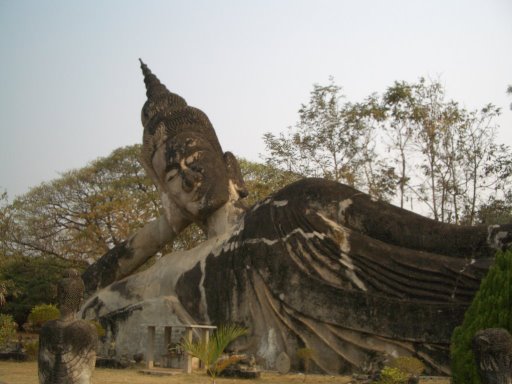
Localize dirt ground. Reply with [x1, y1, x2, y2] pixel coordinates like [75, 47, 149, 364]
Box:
[0, 361, 450, 384]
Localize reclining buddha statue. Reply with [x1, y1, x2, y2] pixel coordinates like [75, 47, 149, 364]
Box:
[80, 60, 512, 375]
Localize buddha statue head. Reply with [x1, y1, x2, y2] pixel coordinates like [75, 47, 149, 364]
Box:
[139, 60, 247, 231]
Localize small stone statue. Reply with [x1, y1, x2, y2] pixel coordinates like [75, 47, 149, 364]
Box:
[472, 328, 512, 384]
[39, 269, 98, 384]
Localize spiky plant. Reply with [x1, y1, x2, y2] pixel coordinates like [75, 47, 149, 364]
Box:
[180, 323, 247, 383]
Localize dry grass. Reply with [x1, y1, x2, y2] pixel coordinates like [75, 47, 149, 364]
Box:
[0, 361, 449, 384]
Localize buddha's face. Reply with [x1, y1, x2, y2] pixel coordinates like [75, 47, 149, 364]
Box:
[151, 132, 230, 223]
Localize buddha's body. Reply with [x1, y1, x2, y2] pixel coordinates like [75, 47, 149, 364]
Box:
[80, 62, 512, 374]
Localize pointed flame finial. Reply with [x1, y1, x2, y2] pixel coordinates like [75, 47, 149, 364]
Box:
[139, 58, 170, 100]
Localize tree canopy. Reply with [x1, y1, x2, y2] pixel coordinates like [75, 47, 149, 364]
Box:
[264, 77, 512, 224]
[1, 145, 160, 266]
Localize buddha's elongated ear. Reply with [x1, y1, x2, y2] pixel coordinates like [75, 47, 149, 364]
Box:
[224, 152, 248, 199]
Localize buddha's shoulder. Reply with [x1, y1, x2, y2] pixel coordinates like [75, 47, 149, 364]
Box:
[248, 178, 363, 214]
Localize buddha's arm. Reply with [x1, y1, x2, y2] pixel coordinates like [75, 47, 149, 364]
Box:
[82, 213, 190, 296]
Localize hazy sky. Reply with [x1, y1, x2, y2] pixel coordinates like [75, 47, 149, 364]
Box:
[1, 0, 511, 199]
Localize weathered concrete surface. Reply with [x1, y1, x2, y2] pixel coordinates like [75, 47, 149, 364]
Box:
[82, 215, 181, 296]
[81, 178, 509, 374]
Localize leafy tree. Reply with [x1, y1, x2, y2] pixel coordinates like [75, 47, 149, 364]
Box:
[382, 78, 510, 224]
[264, 79, 364, 185]
[0, 280, 18, 308]
[264, 77, 510, 220]
[180, 323, 247, 383]
[475, 192, 512, 225]
[0, 256, 74, 327]
[0, 190, 9, 253]
[457, 105, 505, 224]
[239, 158, 301, 207]
[345, 96, 397, 201]
[0, 314, 17, 347]
[450, 250, 512, 384]
[263, 78, 395, 201]
[408, 78, 454, 221]
[3, 145, 160, 264]
[383, 81, 421, 208]
[0, 283, 6, 308]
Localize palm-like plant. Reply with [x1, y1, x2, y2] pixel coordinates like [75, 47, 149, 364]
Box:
[180, 323, 247, 383]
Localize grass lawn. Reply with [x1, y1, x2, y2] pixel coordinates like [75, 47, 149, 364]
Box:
[0, 361, 450, 384]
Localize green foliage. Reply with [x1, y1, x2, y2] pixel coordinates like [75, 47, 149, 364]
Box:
[377, 366, 410, 384]
[89, 319, 106, 338]
[27, 304, 59, 330]
[0, 256, 75, 327]
[263, 78, 396, 202]
[450, 250, 512, 384]
[239, 158, 302, 207]
[264, 77, 511, 221]
[24, 339, 39, 361]
[0, 314, 17, 347]
[180, 324, 247, 383]
[475, 192, 512, 225]
[0, 279, 18, 307]
[387, 356, 424, 376]
[2, 145, 160, 264]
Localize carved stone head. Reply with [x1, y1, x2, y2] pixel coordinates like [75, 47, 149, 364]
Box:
[139, 60, 247, 224]
[57, 268, 85, 320]
[472, 328, 512, 384]
[39, 269, 97, 384]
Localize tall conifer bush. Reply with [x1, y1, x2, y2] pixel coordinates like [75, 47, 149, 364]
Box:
[450, 250, 512, 384]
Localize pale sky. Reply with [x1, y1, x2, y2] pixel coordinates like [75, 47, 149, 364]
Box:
[1, 0, 511, 199]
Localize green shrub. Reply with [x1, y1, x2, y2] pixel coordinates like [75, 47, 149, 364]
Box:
[0, 256, 78, 327]
[378, 366, 409, 384]
[0, 314, 17, 347]
[387, 356, 424, 376]
[24, 339, 39, 361]
[89, 319, 106, 338]
[27, 304, 59, 330]
[450, 250, 512, 384]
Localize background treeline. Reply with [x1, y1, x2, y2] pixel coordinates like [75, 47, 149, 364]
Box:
[1, 77, 511, 327]
[265, 77, 512, 224]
